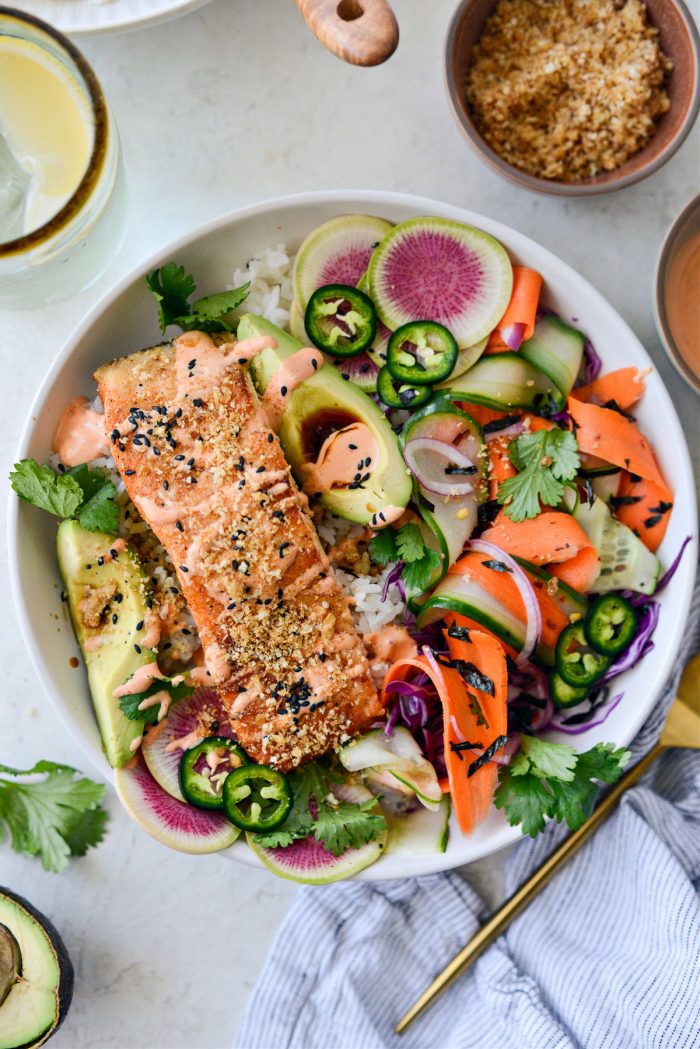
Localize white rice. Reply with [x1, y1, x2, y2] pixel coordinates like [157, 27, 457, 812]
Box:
[229, 243, 294, 330]
[67, 243, 404, 673]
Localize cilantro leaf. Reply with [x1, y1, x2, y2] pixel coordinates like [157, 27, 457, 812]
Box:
[252, 808, 314, 849]
[497, 429, 580, 522]
[395, 523, 425, 563]
[494, 738, 630, 838]
[253, 761, 385, 856]
[10, 460, 120, 534]
[187, 286, 251, 332]
[146, 263, 250, 334]
[368, 529, 398, 567]
[550, 744, 631, 831]
[0, 761, 107, 873]
[401, 547, 441, 592]
[10, 460, 82, 519]
[146, 263, 196, 333]
[118, 678, 193, 725]
[67, 466, 119, 534]
[313, 796, 386, 857]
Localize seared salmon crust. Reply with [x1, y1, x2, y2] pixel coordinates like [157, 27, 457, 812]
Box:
[96, 330, 382, 770]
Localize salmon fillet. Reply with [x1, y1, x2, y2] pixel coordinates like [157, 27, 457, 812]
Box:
[95, 330, 381, 770]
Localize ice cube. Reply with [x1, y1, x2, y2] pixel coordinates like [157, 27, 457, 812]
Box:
[0, 133, 31, 243]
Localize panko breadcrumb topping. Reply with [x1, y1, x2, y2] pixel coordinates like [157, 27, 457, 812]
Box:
[465, 0, 672, 182]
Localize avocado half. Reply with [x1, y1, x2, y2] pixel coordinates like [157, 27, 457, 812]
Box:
[0, 888, 73, 1049]
[57, 520, 155, 768]
[239, 314, 411, 524]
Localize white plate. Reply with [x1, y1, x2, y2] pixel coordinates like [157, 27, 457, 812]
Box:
[12, 0, 214, 37]
[8, 191, 697, 880]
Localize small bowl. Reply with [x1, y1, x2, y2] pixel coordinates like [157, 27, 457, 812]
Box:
[655, 192, 700, 393]
[445, 0, 700, 196]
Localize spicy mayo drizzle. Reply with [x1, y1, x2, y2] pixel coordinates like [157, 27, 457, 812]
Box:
[52, 397, 110, 466]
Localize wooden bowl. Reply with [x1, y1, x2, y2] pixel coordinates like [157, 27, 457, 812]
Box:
[445, 0, 700, 195]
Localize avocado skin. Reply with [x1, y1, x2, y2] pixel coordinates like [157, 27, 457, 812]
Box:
[0, 888, 73, 1049]
[238, 314, 411, 524]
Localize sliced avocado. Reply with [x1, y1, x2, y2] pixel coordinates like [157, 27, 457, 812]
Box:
[238, 314, 411, 524]
[0, 887, 74, 1049]
[57, 520, 154, 768]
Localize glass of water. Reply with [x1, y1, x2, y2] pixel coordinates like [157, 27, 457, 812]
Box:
[0, 7, 126, 308]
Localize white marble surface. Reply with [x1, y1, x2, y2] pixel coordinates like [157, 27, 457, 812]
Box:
[1, 1, 698, 1045]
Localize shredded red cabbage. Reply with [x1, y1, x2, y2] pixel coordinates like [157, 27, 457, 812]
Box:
[656, 535, 693, 593]
[579, 336, 602, 385]
[381, 562, 404, 603]
[600, 600, 660, 683]
[383, 673, 446, 778]
[545, 689, 624, 735]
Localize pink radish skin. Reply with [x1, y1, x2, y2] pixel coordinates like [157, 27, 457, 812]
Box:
[114, 758, 239, 854]
[141, 687, 235, 801]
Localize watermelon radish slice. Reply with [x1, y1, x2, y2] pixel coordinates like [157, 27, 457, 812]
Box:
[448, 334, 489, 381]
[141, 687, 235, 801]
[331, 351, 380, 392]
[247, 781, 386, 883]
[366, 319, 392, 369]
[114, 758, 239, 854]
[288, 299, 309, 344]
[368, 217, 513, 348]
[293, 214, 393, 311]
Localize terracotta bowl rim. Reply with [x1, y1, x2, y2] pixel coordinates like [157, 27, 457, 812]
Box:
[654, 190, 700, 393]
[444, 0, 700, 197]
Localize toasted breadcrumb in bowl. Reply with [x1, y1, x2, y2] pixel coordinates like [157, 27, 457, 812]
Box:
[446, 0, 700, 196]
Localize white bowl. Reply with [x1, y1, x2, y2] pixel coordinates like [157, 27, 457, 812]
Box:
[9, 191, 697, 880]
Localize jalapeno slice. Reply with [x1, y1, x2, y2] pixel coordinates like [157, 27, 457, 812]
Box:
[386, 322, 458, 386]
[222, 764, 293, 832]
[305, 283, 377, 357]
[584, 594, 638, 657]
[377, 365, 433, 410]
[179, 736, 248, 810]
[555, 621, 610, 689]
[549, 670, 590, 709]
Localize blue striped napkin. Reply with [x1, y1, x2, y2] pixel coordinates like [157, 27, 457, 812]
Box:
[235, 573, 700, 1049]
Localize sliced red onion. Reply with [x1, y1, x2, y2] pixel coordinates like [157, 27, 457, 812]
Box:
[467, 539, 542, 666]
[500, 321, 526, 351]
[449, 714, 467, 742]
[403, 437, 475, 498]
[484, 421, 524, 441]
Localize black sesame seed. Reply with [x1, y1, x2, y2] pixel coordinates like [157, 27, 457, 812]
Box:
[176, 520, 184, 532]
[136, 620, 144, 631]
[267, 433, 274, 443]
[110, 549, 118, 558]
[182, 628, 191, 635]
[115, 593, 123, 603]
[188, 359, 196, 370]
[153, 447, 161, 456]
[348, 443, 357, 450]
[238, 358, 247, 365]
[163, 642, 172, 651]
[193, 398, 204, 408]
[311, 359, 318, 370]
[176, 408, 183, 418]
[179, 565, 189, 572]
[97, 557, 104, 567]
[364, 457, 372, 467]
[174, 454, 185, 461]
[112, 613, 118, 624]
[57, 463, 65, 473]
[256, 466, 265, 473]
[187, 458, 194, 467]
[163, 479, 169, 490]
[280, 385, 288, 397]
[279, 542, 291, 557]
[125, 469, 135, 476]
[170, 586, 179, 594]
[227, 602, 236, 610]
[319, 653, 326, 663]
[134, 644, 142, 654]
